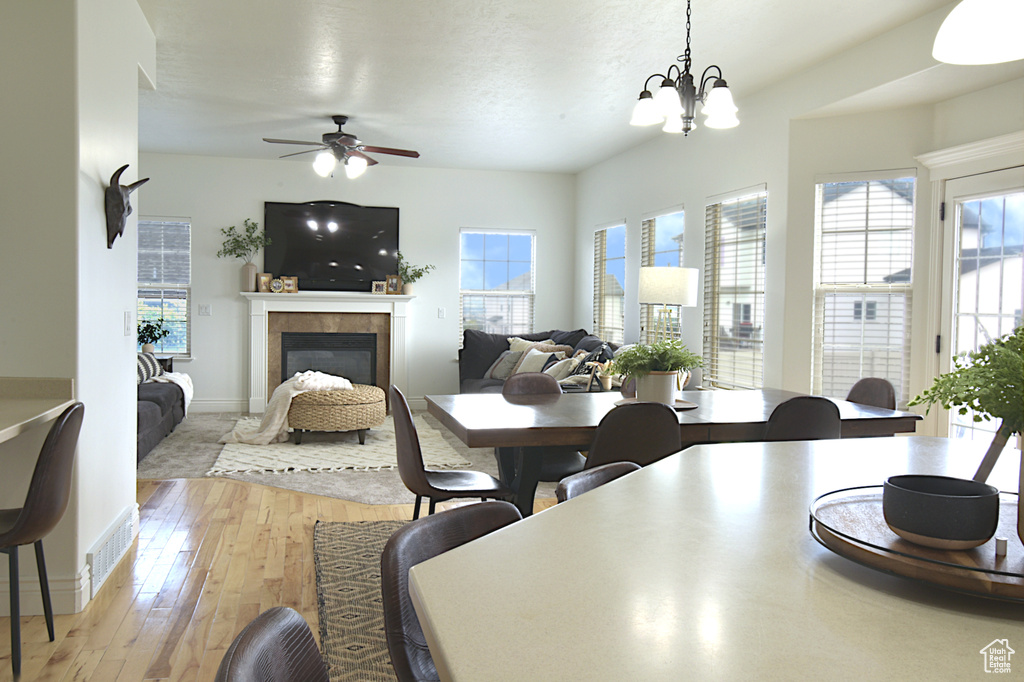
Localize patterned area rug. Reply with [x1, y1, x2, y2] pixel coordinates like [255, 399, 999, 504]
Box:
[315, 520, 405, 682]
[207, 414, 472, 475]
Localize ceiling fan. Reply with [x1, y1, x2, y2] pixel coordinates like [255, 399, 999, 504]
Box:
[263, 115, 420, 178]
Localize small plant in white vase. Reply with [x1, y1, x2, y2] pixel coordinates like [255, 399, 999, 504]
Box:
[138, 318, 170, 353]
[217, 218, 271, 292]
[613, 339, 703, 404]
[396, 251, 435, 294]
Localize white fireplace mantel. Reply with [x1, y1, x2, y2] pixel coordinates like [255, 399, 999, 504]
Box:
[243, 291, 412, 412]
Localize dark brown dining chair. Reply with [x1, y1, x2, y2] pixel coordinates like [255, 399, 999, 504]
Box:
[762, 396, 841, 441]
[619, 375, 636, 398]
[584, 401, 682, 469]
[381, 500, 522, 682]
[0, 402, 84, 677]
[556, 461, 641, 502]
[498, 372, 587, 482]
[846, 377, 896, 410]
[390, 385, 512, 519]
[215, 606, 329, 682]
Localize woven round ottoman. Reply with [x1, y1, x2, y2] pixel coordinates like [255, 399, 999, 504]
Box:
[288, 384, 386, 445]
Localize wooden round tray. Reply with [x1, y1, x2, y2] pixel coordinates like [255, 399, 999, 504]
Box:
[809, 486, 1024, 602]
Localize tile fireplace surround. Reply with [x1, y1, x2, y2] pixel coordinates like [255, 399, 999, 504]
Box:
[242, 292, 412, 413]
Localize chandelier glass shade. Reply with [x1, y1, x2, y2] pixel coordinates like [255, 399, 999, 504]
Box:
[932, 0, 1024, 65]
[630, 0, 738, 135]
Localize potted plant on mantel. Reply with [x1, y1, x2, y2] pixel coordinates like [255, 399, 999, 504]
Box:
[138, 317, 171, 353]
[217, 218, 271, 292]
[396, 251, 435, 295]
[908, 325, 1023, 543]
[612, 339, 703, 404]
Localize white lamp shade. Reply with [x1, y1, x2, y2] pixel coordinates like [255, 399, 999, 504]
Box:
[654, 82, 683, 117]
[933, 0, 1024, 65]
[630, 93, 664, 126]
[662, 115, 686, 134]
[702, 85, 739, 129]
[345, 155, 368, 179]
[638, 266, 699, 307]
[313, 150, 337, 177]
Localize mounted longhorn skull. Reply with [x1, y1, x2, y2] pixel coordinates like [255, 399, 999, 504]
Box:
[105, 164, 149, 248]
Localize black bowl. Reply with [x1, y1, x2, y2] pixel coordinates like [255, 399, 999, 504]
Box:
[882, 475, 1000, 550]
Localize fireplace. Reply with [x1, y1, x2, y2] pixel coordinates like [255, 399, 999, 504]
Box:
[281, 332, 377, 386]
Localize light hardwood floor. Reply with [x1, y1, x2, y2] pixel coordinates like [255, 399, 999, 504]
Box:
[0, 478, 555, 681]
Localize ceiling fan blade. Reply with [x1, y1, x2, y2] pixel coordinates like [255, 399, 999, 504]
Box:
[361, 145, 420, 159]
[348, 150, 379, 166]
[279, 147, 325, 159]
[263, 137, 323, 146]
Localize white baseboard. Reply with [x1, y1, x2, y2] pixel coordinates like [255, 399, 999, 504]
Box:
[407, 396, 427, 411]
[0, 556, 92, 617]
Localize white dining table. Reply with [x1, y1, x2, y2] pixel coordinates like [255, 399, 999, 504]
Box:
[408, 436, 1023, 681]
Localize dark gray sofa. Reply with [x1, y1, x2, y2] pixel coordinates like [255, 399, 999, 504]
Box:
[458, 328, 614, 393]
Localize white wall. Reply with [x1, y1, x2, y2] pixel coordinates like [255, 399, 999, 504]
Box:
[573, 5, 1024, 398]
[137, 154, 576, 407]
[0, 0, 155, 614]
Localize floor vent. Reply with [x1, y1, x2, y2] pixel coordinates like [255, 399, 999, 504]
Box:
[86, 511, 135, 598]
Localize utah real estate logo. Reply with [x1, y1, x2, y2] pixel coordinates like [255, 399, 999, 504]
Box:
[980, 639, 1014, 674]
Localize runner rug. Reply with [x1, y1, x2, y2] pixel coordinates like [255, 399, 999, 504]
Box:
[314, 520, 405, 682]
[206, 414, 471, 475]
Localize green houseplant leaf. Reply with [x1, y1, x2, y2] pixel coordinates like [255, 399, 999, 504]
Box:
[137, 318, 171, 346]
[217, 218, 271, 263]
[611, 339, 703, 379]
[396, 251, 435, 284]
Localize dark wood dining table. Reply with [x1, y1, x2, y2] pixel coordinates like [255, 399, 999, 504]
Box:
[425, 388, 921, 516]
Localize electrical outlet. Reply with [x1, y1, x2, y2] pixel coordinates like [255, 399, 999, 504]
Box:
[437, 307, 446, 319]
[198, 304, 212, 316]
[124, 311, 132, 336]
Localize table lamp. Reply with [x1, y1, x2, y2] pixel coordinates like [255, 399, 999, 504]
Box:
[638, 266, 699, 342]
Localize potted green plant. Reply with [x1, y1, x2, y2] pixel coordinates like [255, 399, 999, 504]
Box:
[612, 339, 703, 404]
[217, 218, 271, 292]
[396, 251, 435, 294]
[138, 317, 171, 353]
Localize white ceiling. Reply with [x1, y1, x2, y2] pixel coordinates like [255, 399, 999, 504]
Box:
[136, 0, 1012, 174]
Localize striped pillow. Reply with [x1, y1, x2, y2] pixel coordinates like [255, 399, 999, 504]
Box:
[137, 352, 163, 384]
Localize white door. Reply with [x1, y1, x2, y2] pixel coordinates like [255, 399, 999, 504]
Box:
[937, 166, 1023, 451]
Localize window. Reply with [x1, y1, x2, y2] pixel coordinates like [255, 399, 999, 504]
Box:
[459, 230, 535, 340]
[593, 224, 625, 344]
[137, 219, 191, 356]
[702, 189, 767, 389]
[812, 176, 914, 405]
[640, 209, 685, 343]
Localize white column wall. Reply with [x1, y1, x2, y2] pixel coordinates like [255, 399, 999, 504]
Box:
[137, 154, 576, 407]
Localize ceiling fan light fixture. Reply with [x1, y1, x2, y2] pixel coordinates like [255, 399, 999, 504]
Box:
[313, 150, 337, 177]
[932, 0, 1024, 65]
[630, 91, 663, 126]
[345, 155, 368, 179]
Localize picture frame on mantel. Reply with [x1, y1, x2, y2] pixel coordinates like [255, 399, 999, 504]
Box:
[386, 275, 401, 294]
[281, 276, 298, 293]
[257, 273, 272, 293]
[372, 281, 387, 294]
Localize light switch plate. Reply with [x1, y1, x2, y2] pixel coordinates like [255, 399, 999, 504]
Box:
[198, 304, 212, 316]
[124, 311, 132, 336]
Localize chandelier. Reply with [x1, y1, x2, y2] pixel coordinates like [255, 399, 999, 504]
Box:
[630, 0, 738, 135]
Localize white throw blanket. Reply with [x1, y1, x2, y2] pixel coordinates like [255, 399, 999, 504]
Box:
[219, 371, 353, 445]
[150, 372, 194, 416]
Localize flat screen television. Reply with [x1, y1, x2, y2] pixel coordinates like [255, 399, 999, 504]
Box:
[263, 200, 399, 292]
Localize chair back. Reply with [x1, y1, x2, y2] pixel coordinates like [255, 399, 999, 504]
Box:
[381, 501, 522, 682]
[389, 385, 433, 497]
[502, 372, 562, 396]
[585, 402, 682, 469]
[556, 461, 640, 502]
[215, 606, 329, 682]
[846, 378, 896, 410]
[763, 396, 841, 441]
[0, 402, 84, 548]
[619, 375, 636, 398]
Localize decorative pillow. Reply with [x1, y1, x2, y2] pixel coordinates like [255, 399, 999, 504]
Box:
[137, 352, 163, 385]
[544, 356, 579, 381]
[515, 348, 558, 375]
[568, 344, 612, 376]
[549, 329, 590, 348]
[573, 334, 607, 354]
[487, 350, 524, 380]
[508, 336, 553, 353]
[510, 343, 574, 374]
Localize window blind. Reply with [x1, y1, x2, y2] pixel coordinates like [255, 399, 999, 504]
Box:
[702, 192, 766, 389]
[459, 230, 535, 344]
[812, 178, 914, 406]
[137, 220, 191, 356]
[593, 225, 625, 345]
